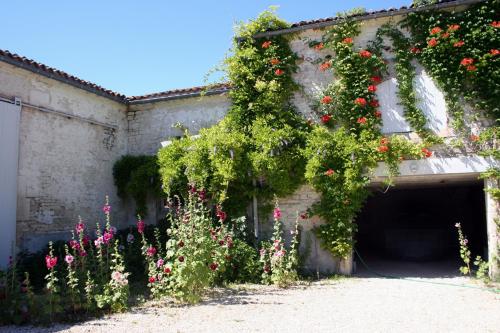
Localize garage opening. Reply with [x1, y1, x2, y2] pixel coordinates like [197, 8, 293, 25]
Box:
[354, 180, 487, 278]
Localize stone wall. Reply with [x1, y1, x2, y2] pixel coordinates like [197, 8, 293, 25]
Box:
[127, 94, 230, 156]
[0, 62, 128, 252]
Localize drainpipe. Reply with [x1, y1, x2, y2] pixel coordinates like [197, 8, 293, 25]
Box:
[252, 179, 259, 241]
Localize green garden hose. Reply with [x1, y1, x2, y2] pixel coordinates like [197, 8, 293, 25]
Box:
[353, 248, 500, 293]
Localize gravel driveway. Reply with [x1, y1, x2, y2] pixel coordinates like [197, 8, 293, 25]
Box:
[1, 276, 499, 333]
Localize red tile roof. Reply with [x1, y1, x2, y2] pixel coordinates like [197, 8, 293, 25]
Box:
[128, 83, 231, 103]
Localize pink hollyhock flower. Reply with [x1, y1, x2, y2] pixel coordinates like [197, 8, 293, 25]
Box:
[45, 255, 57, 269]
[79, 249, 87, 257]
[216, 207, 227, 221]
[273, 207, 281, 219]
[75, 223, 85, 234]
[137, 220, 145, 234]
[156, 258, 164, 268]
[94, 236, 104, 248]
[102, 204, 111, 214]
[65, 255, 74, 265]
[146, 247, 157, 257]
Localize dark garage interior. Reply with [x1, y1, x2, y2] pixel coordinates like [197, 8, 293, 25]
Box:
[354, 181, 488, 277]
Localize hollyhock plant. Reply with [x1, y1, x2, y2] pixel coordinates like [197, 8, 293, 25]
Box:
[455, 222, 472, 276]
[147, 247, 157, 257]
[75, 222, 85, 234]
[45, 255, 58, 270]
[65, 255, 74, 265]
[273, 207, 281, 219]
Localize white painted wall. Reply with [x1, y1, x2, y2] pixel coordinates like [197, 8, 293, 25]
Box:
[0, 100, 21, 268]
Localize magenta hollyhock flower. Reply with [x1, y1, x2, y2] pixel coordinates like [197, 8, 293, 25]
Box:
[82, 235, 90, 246]
[103, 231, 113, 244]
[45, 255, 57, 269]
[149, 276, 156, 283]
[137, 220, 145, 234]
[216, 208, 227, 221]
[273, 207, 281, 219]
[78, 249, 87, 257]
[75, 223, 85, 234]
[69, 239, 80, 250]
[147, 247, 157, 257]
[65, 254, 74, 265]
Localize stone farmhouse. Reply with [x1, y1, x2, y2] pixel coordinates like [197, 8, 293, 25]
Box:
[0, 0, 498, 279]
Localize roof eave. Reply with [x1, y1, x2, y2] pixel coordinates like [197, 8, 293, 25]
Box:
[253, 0, 483, 39]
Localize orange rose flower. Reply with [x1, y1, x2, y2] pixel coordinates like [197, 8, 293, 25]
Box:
[321, 96, 333, 104]
[270, 58, 280, 65]
[357, 117, 367, 124]
[274, 69, 284, 76]
[343, 37, 353, 44]
[262, 41, 272, 49]
[453, 41, 464, 47]
[319, 62, 331, 71]
[447, 24, 460, 32]
[427, 38, 438, 47]
[430, 27, 442, 35]
[314, 42, 324, 50]
[359, 50, 372, 58]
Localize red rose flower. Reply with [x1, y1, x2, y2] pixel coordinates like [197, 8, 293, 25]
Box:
[374, 110, 382, 118]
[342, 37, 353, 44]
[492, 21, 500, 28]
[274, 69, 284, 76]
[357, 117, 367, 124]
[321, 114, 332, 124]
[460, 58, 474, 66]
[410, 47, 421, 54]
[368, 85, 377, 93]
[427, 38, 438, 47]
[209, 262, 218, 271]
[321, 95, 332, 104]
[378, 145, 389, 153]
[430, 27, 442, 35]
[319, 62, 331, 71]
[270, 58, 280, 65]
[314, 42, 324, 51]
[422, 148, 432, 158]
[149, 276, 156, 283]
[466, 65, 477, 72]
[354, 97, 367, 106]
[490, 49, 500, 56]
[178, 256, 185, 262]
[359, 50, 372, 58]
[324, 169, 335, 176]
[441, 32, 450, 39]
[370, 99, 380, 108]
[262, 41, 272, 49]
[453, 41, 464, 47]
[371, 76, 382, 84]
[447, 24, 460, 32]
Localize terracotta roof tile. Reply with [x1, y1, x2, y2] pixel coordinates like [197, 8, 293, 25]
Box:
[127, 83, 231, 103]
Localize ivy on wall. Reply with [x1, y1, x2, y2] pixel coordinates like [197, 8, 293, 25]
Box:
[112, 155, 162, 217]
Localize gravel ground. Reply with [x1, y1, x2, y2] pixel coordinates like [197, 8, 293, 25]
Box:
[1, 276, 499, 333]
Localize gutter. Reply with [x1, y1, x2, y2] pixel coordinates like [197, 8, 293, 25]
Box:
[253, 0, 484, 39]
[127, 87, 231, 105]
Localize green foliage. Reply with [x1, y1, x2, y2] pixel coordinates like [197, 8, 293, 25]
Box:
[403, 0, 500, 134]
[113, 155, 162, 216]
[370, 24, 440, 144]
[455, 223, 472, 276]
[158, 8, 309, 217]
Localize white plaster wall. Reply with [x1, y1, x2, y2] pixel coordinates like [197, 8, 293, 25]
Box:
[0, 62, 128, 252]
[127, 94, 230, 156]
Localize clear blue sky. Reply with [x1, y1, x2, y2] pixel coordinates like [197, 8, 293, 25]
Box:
[2, 0, 410, 96]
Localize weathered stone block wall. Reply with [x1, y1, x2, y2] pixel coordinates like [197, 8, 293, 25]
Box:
[0, 62, 128, 252]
